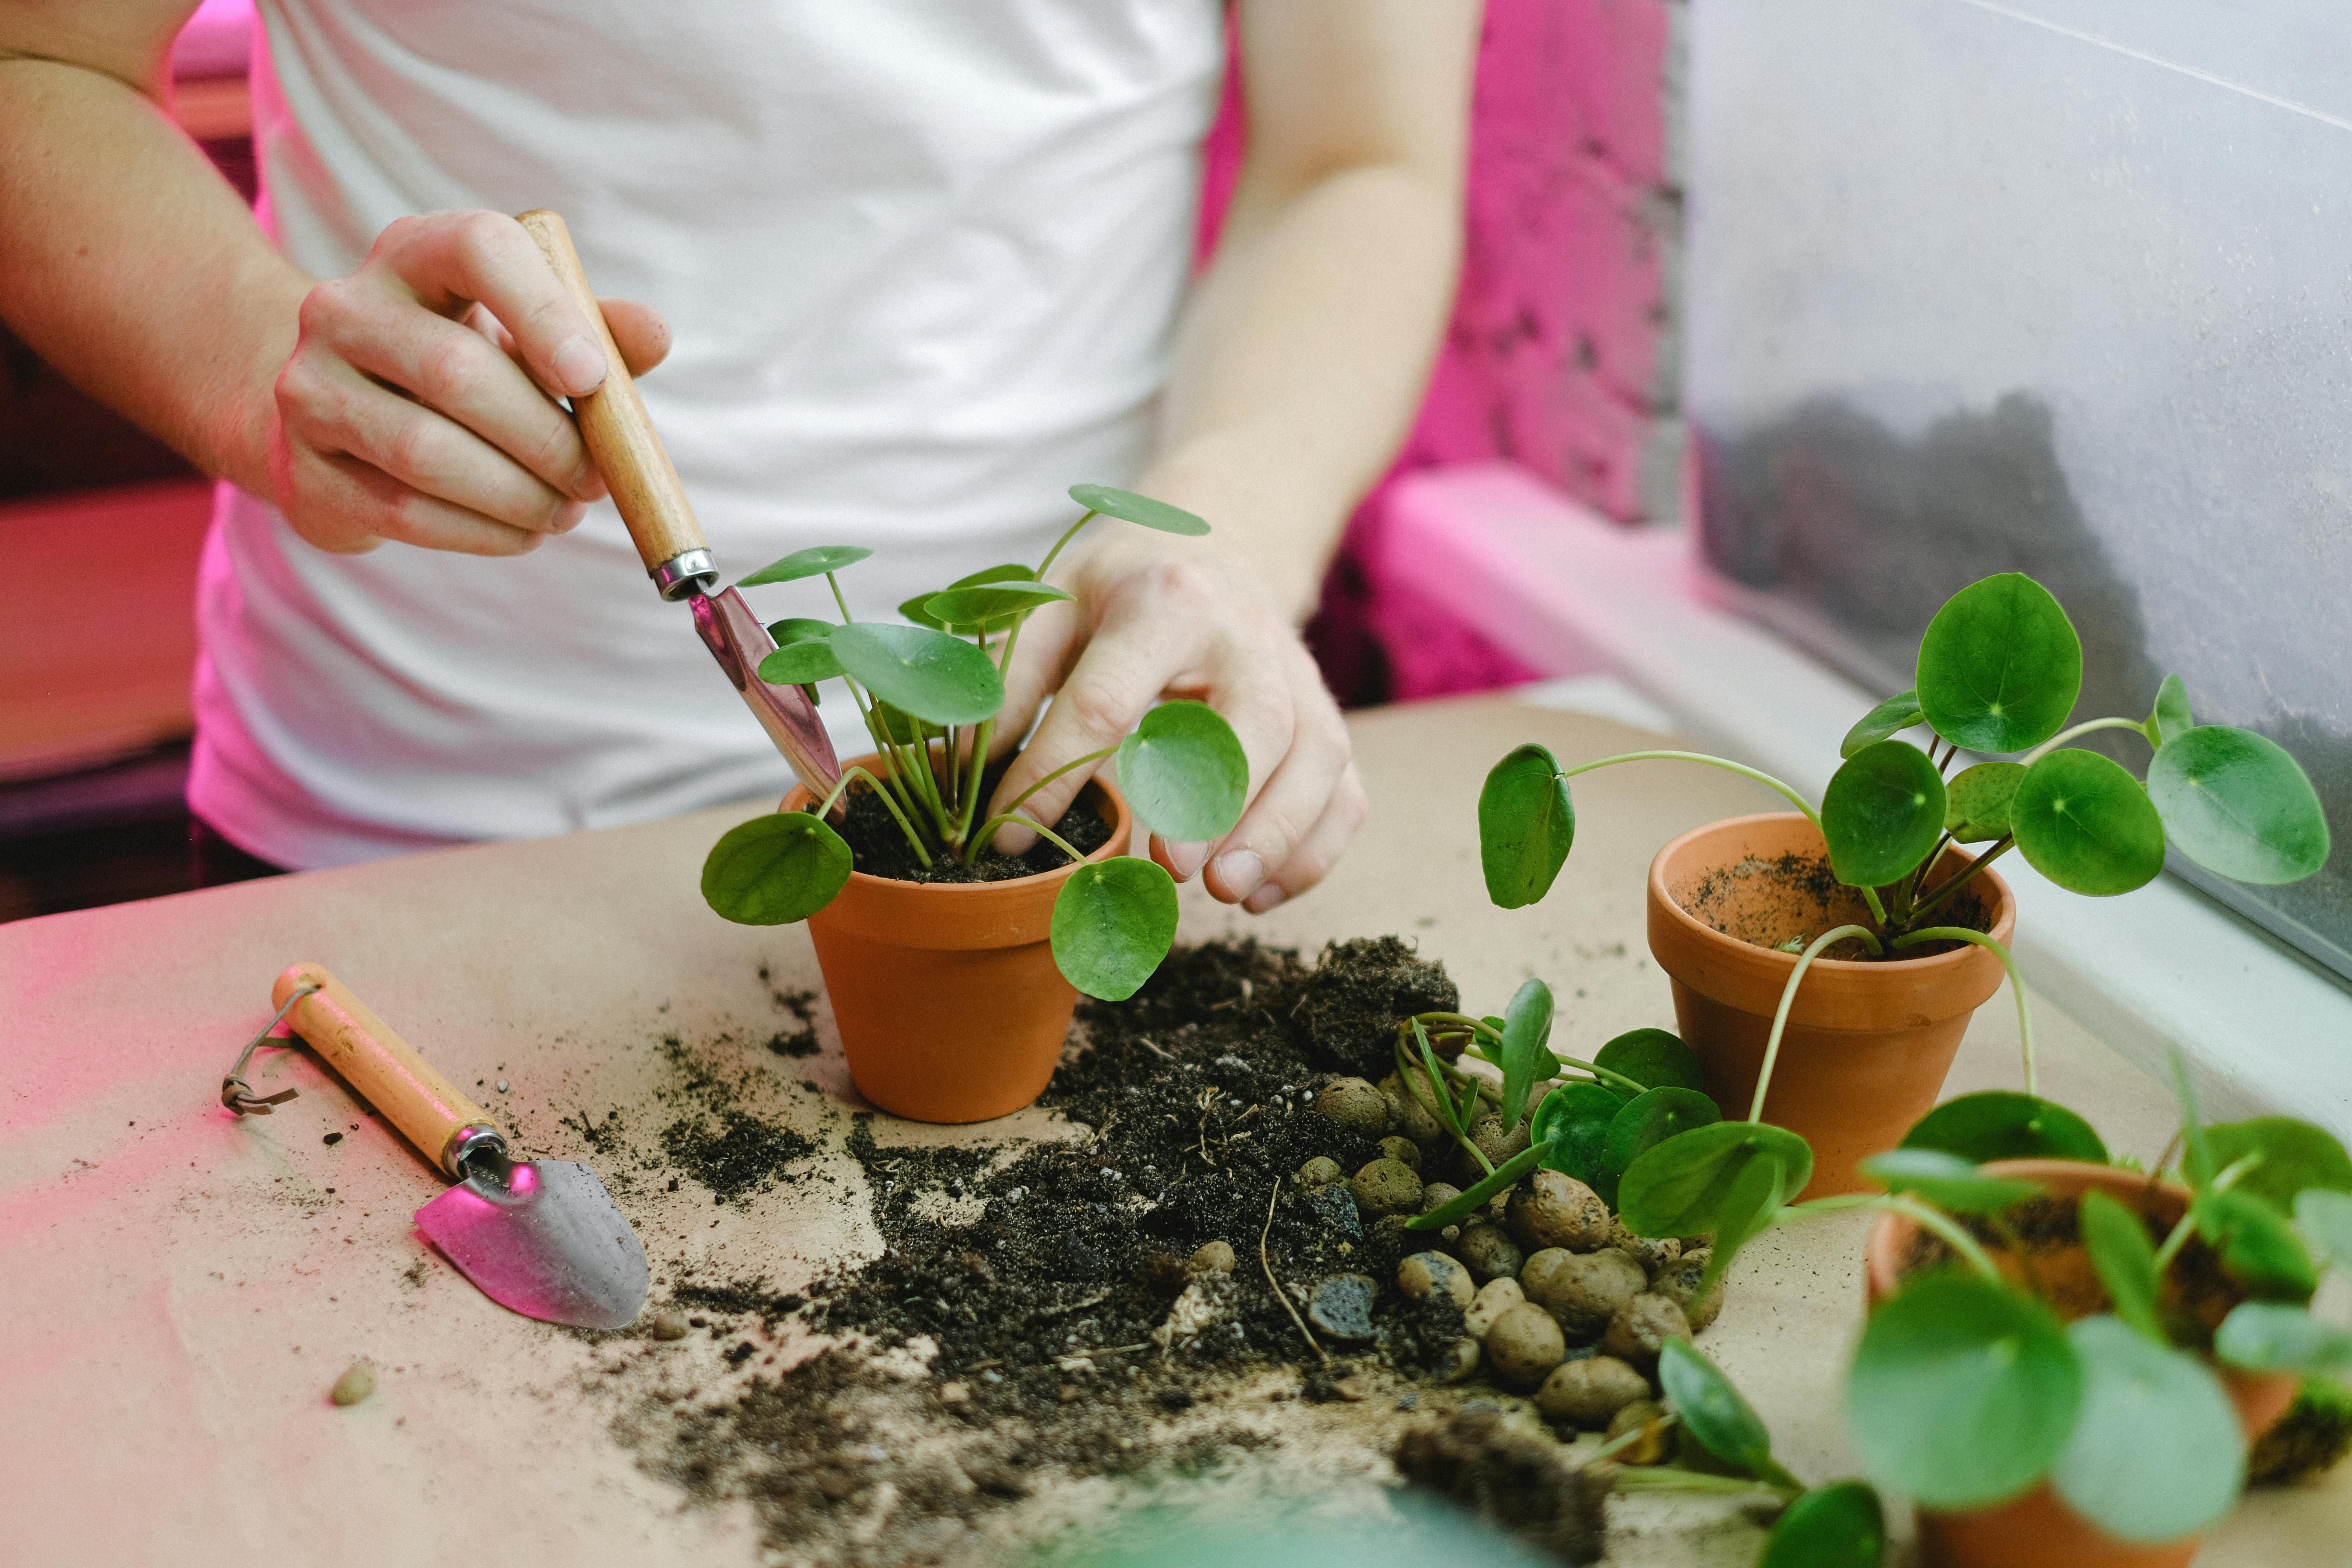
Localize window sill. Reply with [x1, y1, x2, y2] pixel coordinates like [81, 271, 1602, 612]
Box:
[1381, 461, 2352, 1138]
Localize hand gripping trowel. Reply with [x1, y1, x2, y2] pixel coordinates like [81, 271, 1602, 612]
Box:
[231, 963, 651, 1330]
[515, 208, 842, 802]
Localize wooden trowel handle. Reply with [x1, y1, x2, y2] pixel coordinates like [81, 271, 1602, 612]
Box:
[274, 963, 502, 1179]
[514, 208, 714, 599]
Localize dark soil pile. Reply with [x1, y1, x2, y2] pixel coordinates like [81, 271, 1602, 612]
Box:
[596, 937, 1602, 1565]
[833, 758, 1112, 885]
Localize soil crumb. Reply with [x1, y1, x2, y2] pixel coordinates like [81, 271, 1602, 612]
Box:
[834, 756, 1112, 885]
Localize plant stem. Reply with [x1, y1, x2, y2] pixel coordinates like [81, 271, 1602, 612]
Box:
[1752, 924, 1884, 1121]
[1793, 1192, 2005, 1283]
[825, 570, 854, 624]
[1406, 1021, 1495, 1177]
[1892, 925, 2034, 1096]
[1905, 838, 2013, 927]
[2151, 1210, 2198, 1277]
[1035, 508, 1100, 581]
[1556, 751, 1822, 832]
[816, 765, 933, 868]
[1550, 1053, 1652, 1099]
[2019, 715, 2151, 767]
[965, 744, 1119, 864]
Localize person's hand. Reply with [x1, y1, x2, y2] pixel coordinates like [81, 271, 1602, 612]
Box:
[268, 211, 670, 555]
[985, 530, 1367, 913]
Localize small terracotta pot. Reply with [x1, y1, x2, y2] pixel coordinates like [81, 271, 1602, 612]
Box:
[1864, 1160, 2300, 1568]
[1647, 813, 2016, 1197]
[781, 754, 1130, 1124]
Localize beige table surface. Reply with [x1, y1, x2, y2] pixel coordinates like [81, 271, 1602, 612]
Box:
[5, 694, 2346, 1565]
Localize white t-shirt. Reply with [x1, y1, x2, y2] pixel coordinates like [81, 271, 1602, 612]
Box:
[191, 0, 1223, 868]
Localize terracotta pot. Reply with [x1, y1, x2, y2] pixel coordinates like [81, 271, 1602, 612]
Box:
[1865, 1159, 2300, 1568]
[781, 754, 1130, 1124]
[1646, 813, 2016, 1197]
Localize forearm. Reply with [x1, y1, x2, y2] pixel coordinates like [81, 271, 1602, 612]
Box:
[0, 55, 307, 493]
[1120, 158, 1461, 622]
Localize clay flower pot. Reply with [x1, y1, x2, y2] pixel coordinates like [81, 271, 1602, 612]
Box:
[1647, 813, 2016, 1197]
[1864, 1159, 2300, 1568]
[781, 756, 1131, 1124]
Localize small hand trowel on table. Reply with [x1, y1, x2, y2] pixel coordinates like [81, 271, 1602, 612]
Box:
[514, 208, 842, 803]
[230, 962, 649, 1331]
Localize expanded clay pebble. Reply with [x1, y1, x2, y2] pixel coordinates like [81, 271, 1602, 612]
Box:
[1467, 1114, 1531, 1171]
[1483, 1302, 1566, 1390]
[1378, 1136, 1423, 1171]
[1419, 1181, 1463, 1216]
[1605, 1400, 1675, 1464]
[1464, 1277, 1524, 1340]
[1315, 1077, 1392, 1137]
[1189, 1240, 1236, 1275]
[1297, 1156, 1344, 1189]
[1374, 1073, 1446, 1150]
[648, 1310, 692, 1341]
[1455, 1221, 1524, 1284]
[1600, 1293, 1692, 1370]
[1349, 1158, 1423, 1217]
[1507, 1171, 1611, 1253]
[1607, 1217, 1682, 1276]
[1525, 1248, 1647, 1340]
[329, 1360, 376, 1406]
[1397, 1251, 1475, 1310]
[1535, 1355, 1650, 1427]
[1653, 1251, 1725, 1330]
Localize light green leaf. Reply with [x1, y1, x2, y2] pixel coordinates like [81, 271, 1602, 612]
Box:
[1842, 690, 1926, 760]
[2148, 725, 2330, 885]
[2205, 1118, 2352, 1214]
[1915, 573, 2083, 753]
[2146, 673, 2194, 749]
[1478, 744, 1573, 909]
[1945, 761, 2027, 844]
[1593, 1027, 1706, 1099]
[2011, 747, 2167, 896]
[950, 563, 1037, 588]
[1700, 1152, 1788, 1296]
[766, 617, 836, 646]
[1601, 1088, 1721, 1211]
[1847, 1270, 2081, 1508]
[737, 545, 873, 587]
[2214, 1302, 2352, 1378]
[758, 639, 843, 684]
[828, 621, 1004, 727]
[2078, 1189, 2164, 1342]
[1115, 700, 1248, 843]
[1529, 1081, 1622, 1190]
[1821, 741, 1948, 888]
[1658, 1339, 1775, 1477]
[2194, 1186, 2319, 1302]
[1761, 1483, 1885, 1568]
[1858, 1148, 2042, 1214]
[1050, 857, 1178, 1001]
[1497, 978, 1554, 1131]
[700, 812, 851, 925]
[2296, 1188, 2352, 1271]
[923, 580, 1074, 629]
[1066, 484, 1210, 536]
[1617, 1121, 1814, 1238]
[2050, 1316, 2244, 1544]
[1902, 1091, 2109, 1164]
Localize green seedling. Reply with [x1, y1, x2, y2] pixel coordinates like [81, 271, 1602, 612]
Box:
[1475, 572, 2329, 1052]
[698, 485, 1245, 1000]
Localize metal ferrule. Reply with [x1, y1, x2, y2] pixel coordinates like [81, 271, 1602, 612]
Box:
[649, 548, 719, 602]
[440, 1121, 508, 1181]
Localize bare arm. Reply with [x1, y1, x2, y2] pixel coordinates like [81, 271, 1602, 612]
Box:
[0, 3, 666, 554]
[989, 0, 1480, 911]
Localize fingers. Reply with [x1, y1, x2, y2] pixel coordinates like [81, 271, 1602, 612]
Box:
[373, 211, 609, 398]
[1203, 655, 1358, 907]
[1231, 765, 1370, 913]
[282, 444, 558, 557]
[599, 297, 672, 377]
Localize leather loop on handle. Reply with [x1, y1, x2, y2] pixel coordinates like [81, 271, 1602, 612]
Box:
[274, 963, 501, 1179]
[514, 208, 709, 588]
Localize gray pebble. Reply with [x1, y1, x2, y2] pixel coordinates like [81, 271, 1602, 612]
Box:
[1306, 1275, 1380, 1342]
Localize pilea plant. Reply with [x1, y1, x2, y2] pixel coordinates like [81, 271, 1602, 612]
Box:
[1478, 572, 2331, 963]
[697, 484, 1248, 1000]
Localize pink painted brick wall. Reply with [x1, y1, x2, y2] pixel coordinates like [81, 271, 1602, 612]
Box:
[1204, 0, 1684, 704]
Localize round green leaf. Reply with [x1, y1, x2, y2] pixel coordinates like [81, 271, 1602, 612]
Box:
[1593, 1027, 1706, 1098]
[2050, 1316, 2243, 1544]
[1822, 741, 1948, 888]
[1945, 761, 2026, 844]
[2147, 725, 2330, 885]
[700, 812, 851, 925]
[949, 563, 1036, 588]
[1067, 484, 1210, 536]
[2296, 1188, 2352, 1271]
[2078, 1189, 2164, 1343]
[758, 639, 843, 684]
[923, 580, 1074, 630]
[1915, 573, 2083, 752]
[1531, 1082, 1622, 1189]
[1858, 1148, 2042, 1214]
[2011, 747, 2167, 896]
[1114, 700, 1248, 843]
[2205, 1118, 2352, 1213]
[2214, 1302, 2352, 1378]
[1842, 689, 1925, 760]
[1701, 1153, 1790, 1294]
[2193, 1186, 2318, 1302]
[1847, 1270, 2081, 1508]
[2146, 673, 2194, 749]
[1901, 1091, 2109, 1164]
[1617, 1121, 1814, 1238]
[737, 545, 873, 587]
[1050, 857, 1177, 1001]
[1478, 744, 1573, 909]
[1658, 1339, 1775, 1476]
[766, 617, 837, 647]
[1603, 1089, 1723, 1186]
[828, 621, 1004, 727]
[1761, 1482, 1886, 1568]
[897, 594, 949, 631]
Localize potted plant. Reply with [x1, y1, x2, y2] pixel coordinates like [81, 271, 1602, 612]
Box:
[697, 484, 1249, 1122]
[1475, 571, 2331, 1193]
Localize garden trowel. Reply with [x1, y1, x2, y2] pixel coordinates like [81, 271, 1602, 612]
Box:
[265, 962, 649, 1331]
[516, 208, 841, 803]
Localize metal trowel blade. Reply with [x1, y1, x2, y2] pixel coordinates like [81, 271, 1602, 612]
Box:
[414, 1159, 650, 1330]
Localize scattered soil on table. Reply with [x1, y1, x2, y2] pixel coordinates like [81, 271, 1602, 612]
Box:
[833, 756, 1113, 885]
[1676, 851, 1989, 960]
[588, 938, 1686, 1566]
[1902, 1191, 2239, 1338]
[756, 969, 822, 1058]
[644, 1030, 818, 1206]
